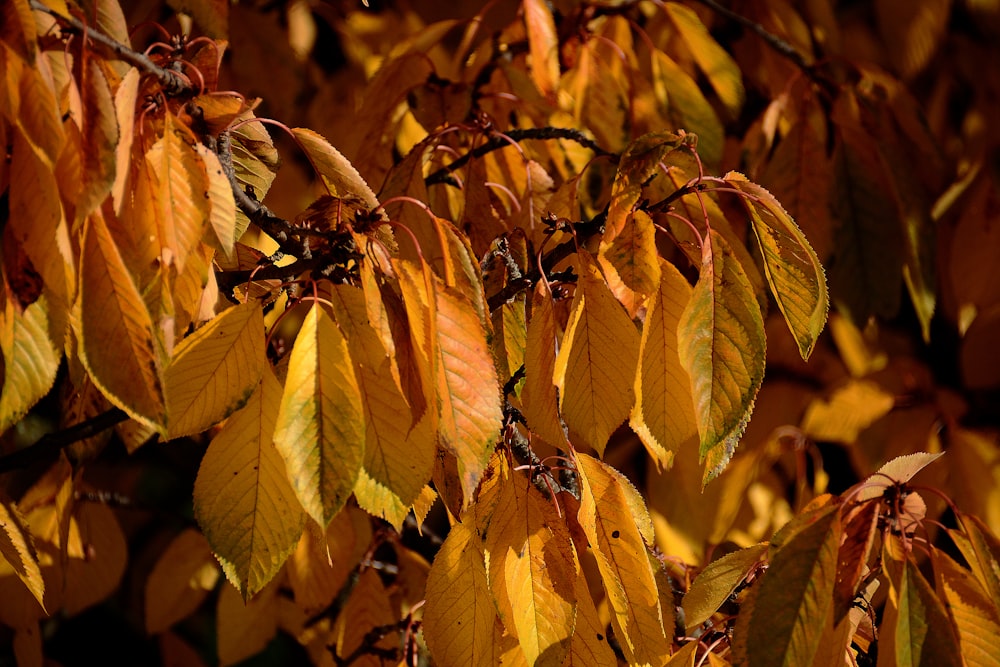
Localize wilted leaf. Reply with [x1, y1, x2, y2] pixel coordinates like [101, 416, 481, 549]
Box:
[678, 230, 765, 483]
[144, 529, 220, 634]
[682, 543, 768, 630]
[555, 252, 640, 456]
[630, 259, 698, 469]
[575, 453, 668, 666]
[724, 172, 828, 360]
[193, 369, 305, 599]
[165, 301, 265, 439]
[274, 302, 365, 528]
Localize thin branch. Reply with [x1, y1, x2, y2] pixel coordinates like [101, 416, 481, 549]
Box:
[0, 408, 129, 475]
[424, 127, 618, 187]
[29, 0, 191, 96]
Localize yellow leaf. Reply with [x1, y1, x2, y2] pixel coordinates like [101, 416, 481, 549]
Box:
[555, 252, 640, 456]
[521, 281, 570, 448]
[165, 301, 265, 438]
[665, 642, 699, 666]
[145, 112, 210, 273]
[598, 209, 661, 317]
[194, 368, 305, 599]
[292, 127, 379, 209]
[144, 529, 220, 634]
[724, 172, 828, 360]
[650, 50, 724, 170]
[194, 142, 238, 261]
[563, 562, 617, 666]
[423, 519, 502, 667]
[0, 290, 61, 436]
[329, 284, 435, 528]
[801, 380, 895, 444]
[79, 212, 165, 428]
[273, 302, 365, 527]
[11, 49, 64, 166]
[62, 501, 128, 616]
[483, 469, 578, 667]
[333, 568, 397, 664]
[678, 230, 765, 484]
[77, 56, 118, 224]
[285, 512, 357, 615]
[0, 0, 36, 64]
[575, 453, 668, 666]
[0, 493, 45, 610]
[216, 579, 278, 667]
[524, 0, 560, 100]
[111, 68, 140, 214]
[930, 546, 1000, 666]
[605, 132, 687, 242]
[664, 2, 745, 119]
[630, 259, 698, 470]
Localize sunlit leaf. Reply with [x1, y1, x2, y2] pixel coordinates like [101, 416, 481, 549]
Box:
[853, 451, 945, 501]
[724, 172, 828, 360]
[165, 300, 265, 439]
[483, 466, 578, 667]
[678, 230, 765, 483]
[598, 209, 661, 317]
[0, 494, 45, 610]
[682, 543, 767, 630]
[663, 2, 745, 119]
[291, 127, 379, 209]
[563, 563, 617, 666]
[79, 212, 165, 427]
[575, 453, 668, 666]
[555, 251, 640, 456]
[650, 50, 723, 170]
[524, 0, 560, 101]
[144, 529, 220, 634]
[193, 369, 305, 599]
[605, 132, 687, 242]
[521, 280, 570, 448]
[332, 568, 397, 664]
[801, 379, 895, 444]
[194, 143, 238, 262]
[930, 546, 1000, 666]
[630, 259, 698, 469]
[273, 302, 365, 528]
[0, 289, 61, 436]
[735, 505, 841, 667]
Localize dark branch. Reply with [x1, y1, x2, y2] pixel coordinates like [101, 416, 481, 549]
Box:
[0, 408, 129, 475]
[424, 127, 618, 187]
[29, 1, 191, 96]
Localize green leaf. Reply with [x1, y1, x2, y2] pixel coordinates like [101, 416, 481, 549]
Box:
[273, 302, 365, 528]
[678, 230, 765, 484]
[165, 301, 265, 439]
[724, 172, 829, 360]
[735, 505, 841, 667]
[682, 543, 767, 630]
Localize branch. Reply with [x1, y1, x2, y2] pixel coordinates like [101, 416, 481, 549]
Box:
[424, 127, 618, 186]
[0, 408, 129, 475]
[29, 1, 191, 96]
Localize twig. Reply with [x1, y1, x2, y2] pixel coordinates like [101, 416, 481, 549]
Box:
[424, 127, 618, 186]
[29, 0, 191, 96]
[0, 408, 129, 475]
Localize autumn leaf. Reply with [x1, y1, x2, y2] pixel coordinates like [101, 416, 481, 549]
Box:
[0, 494, 45, 610]
[144, 529, 220, 633]
[630, 259, 698, 469]
[291, 127, 379, 209]
[0, 291, 61, 436]
[193, 369, 304, 599]
[555, 251, 641, 456]
[164, 300, 265, 439]
[678, 230, 766, 483]
[521, 280, 570, 449]
[79, 212, 165, 428]
[682, 543, 767, 630]
[523, 0, 560, 101]
[598, 209, 661, 317]
[273, 302, 365, 528]
[423, 519, 503, 666]
[575, 453, 669, 666]
[482, 466, 578, 667]
[724, 172, 828, 360]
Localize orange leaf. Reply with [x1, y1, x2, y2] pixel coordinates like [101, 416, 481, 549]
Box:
[521, 280, 570, 448]
[598, 209, 661, 317]
[524, 0, 560, 101]
[144, 529, 220, 634]
[79, 212, 165, 427]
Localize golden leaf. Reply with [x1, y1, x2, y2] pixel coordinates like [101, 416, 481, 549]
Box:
[144, 529, 220, 634]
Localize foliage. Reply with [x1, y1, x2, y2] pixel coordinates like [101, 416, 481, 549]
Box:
[1, 0, 999, 665]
